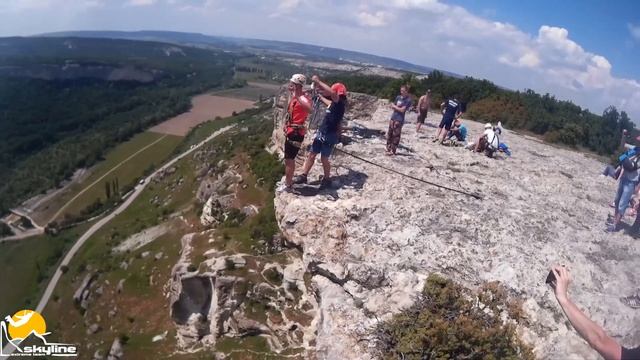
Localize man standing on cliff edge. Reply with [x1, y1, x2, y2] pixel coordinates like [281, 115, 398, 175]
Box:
[293, 75, 347, 190]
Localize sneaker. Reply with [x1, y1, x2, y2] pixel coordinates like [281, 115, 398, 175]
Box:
[276, 183, 293, 193]
[620, 295, 640, 309]
[605, 224, 621, 233]
[293, 174, 308, 185]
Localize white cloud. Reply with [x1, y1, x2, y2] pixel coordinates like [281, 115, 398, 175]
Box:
[278, 0, 300, 12]
[1, 0, 638, 121]
[629, 23, 640, 41]
[357, 10, 392, 27]
[126, 0, 156, 6]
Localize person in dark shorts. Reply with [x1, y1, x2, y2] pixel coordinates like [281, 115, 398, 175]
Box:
[416, 89, 431, 133]
[386, 85, 412, 156]
[279, 74, 311, 193]
[550, 265, 639, 360]
[434, 95, 462, 144]
[293, 76, 347, 190]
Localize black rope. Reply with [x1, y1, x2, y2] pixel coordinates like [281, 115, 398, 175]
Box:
[334, 147, 483, 200]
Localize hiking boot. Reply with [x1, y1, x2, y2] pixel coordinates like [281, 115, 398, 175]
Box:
[293, 174, 308, 185]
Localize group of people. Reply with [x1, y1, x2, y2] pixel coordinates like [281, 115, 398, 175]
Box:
[280, 74, 638, 358]
[384, 85, 506, 158]
[280, 73, 347, 193]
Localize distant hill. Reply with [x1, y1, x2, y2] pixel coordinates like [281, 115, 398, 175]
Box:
[0, 36, 236, 215]
[41, 30, 462, 78]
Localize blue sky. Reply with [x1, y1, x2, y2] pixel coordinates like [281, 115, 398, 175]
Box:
[449, 0, 640, 80]
[1, 0, 639, 122]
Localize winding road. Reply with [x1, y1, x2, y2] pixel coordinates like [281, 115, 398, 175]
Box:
[1, 125, 235, 359]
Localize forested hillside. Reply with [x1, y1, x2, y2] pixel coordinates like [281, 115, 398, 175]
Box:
[327, 71, 636, 156]
[0, 37, 237, 215]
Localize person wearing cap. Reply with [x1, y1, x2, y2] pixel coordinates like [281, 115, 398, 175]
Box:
[279, 74, 312, 193]
[474, 122, 500, 155]
[434, 94, 462, 144]
[416, 89, 431, 133]
[293, 75, 347, 189]
[386, 85, 413, 156]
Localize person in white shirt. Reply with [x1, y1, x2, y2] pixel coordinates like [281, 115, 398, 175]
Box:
[474, 123, 499, 155]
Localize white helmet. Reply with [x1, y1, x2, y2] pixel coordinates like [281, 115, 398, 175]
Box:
[289, 74, 306, 86]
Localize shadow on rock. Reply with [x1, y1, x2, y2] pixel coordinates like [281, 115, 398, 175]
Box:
[293, 167, 369, 200]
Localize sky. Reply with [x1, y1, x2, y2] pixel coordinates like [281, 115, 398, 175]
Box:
[1, 0, 640, 122]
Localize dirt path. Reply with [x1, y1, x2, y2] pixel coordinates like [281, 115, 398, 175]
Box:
[148, 95, 255, 136]
[48, 134, 169, 223]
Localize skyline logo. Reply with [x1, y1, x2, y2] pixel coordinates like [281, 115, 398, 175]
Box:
[0, 310, 78, 357]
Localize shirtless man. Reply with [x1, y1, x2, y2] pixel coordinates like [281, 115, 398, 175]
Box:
[416, 89, 431, 133]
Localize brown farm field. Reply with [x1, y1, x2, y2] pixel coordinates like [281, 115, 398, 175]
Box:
[148, 95, 255, 136]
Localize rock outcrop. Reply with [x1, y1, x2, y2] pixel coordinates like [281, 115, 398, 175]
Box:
[167, 232, 318, 355]
[273, 94, 640, 359]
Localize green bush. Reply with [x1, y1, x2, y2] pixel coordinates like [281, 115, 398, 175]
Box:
[374, 274, 533, 360]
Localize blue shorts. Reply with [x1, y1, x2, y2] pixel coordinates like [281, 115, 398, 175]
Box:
[310, 132, 338, 158]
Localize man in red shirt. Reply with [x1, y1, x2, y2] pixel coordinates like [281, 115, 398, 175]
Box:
[280, 74, 312, 193]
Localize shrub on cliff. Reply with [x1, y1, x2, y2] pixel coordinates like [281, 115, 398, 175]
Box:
[374, 274, 534, 360]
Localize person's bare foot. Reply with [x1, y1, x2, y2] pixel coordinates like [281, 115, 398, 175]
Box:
[385, 151, 393, 156]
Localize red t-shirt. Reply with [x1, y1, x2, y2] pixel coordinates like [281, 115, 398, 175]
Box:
[286, 95, 310, 136]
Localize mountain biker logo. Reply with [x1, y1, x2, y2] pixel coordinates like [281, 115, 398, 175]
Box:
[0, 309, 78, 357]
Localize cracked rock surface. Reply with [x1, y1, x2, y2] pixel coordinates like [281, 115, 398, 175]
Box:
[273, 93, 640, 359]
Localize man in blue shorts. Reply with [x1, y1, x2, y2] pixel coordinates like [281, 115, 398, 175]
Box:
[293, 75, 347, 189]
[434, 95, 462, 144]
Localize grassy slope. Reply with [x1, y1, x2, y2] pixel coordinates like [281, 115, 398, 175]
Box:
[0, 223, 92, 317]
[41, 109, 288, 358]
[35, 131, 183, 224]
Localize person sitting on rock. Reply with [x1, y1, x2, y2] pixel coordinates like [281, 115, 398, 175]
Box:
[446, 118, 468, 143]
[293, 75, 347, 189]
[386, 85, 413, 156]
[278, 74, 312, 193]
[474, 123, 500, 156]
[550, 265, 639, 359]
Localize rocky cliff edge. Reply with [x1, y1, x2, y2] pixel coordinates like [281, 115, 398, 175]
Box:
[273, 92, 639, 359]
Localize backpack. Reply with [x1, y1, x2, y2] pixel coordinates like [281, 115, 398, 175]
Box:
[622, 155, 639, 172]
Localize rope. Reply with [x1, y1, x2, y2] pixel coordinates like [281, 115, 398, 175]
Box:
[333, 147, 483, 200]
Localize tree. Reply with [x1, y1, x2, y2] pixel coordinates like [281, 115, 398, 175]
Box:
[105, 181, 111, 199]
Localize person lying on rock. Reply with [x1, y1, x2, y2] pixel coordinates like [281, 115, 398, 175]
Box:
[550, 265, 639, 360]
[278, 74, 312, 193]
[386, 84, 412, 156]
[293, 76, 347, 189]
[473, 123, 500, 156]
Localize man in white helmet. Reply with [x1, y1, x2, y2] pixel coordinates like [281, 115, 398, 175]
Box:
[279, 74, 312, 193]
